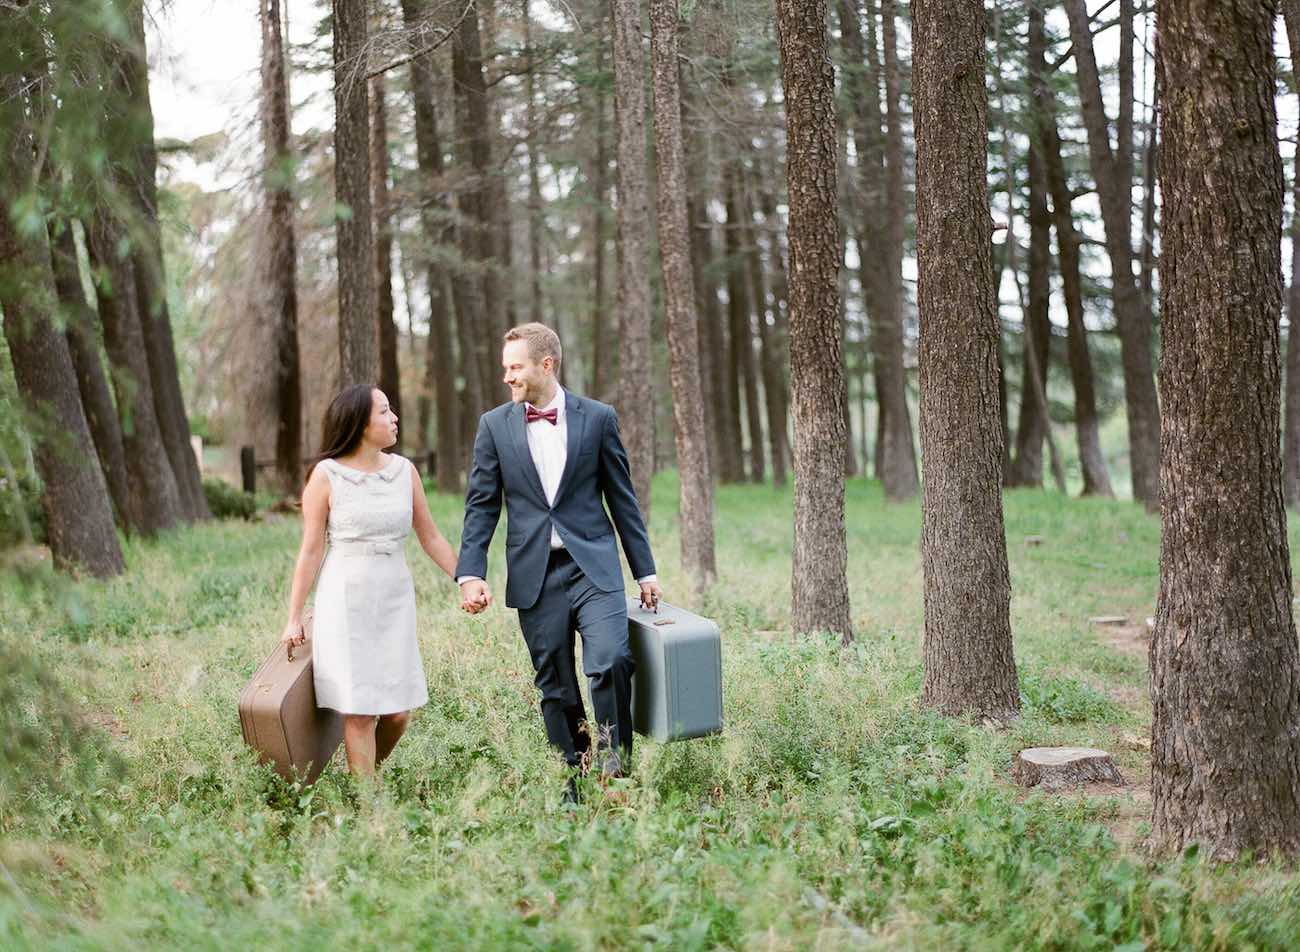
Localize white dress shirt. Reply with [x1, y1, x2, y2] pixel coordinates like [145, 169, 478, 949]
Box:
[458, 386, 655, 586]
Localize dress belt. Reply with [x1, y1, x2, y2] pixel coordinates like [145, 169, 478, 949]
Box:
[331, 540, 402, 557]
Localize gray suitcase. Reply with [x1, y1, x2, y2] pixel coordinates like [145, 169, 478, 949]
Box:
[626, 598, 723, 742]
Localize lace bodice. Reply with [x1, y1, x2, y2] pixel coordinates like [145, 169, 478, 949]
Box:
[320, 455, 412, 545]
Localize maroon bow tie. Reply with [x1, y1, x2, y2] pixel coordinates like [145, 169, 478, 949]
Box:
[526, 405, 558, 425]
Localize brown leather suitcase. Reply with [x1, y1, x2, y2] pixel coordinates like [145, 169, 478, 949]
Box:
[238, 618, 343, 785]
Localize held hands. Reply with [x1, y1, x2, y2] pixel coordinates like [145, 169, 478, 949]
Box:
[639, 579, 663, 613]
[460, 579, 492, 614]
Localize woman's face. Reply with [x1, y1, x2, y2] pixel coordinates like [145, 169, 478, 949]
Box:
[362, 389, 399, 450]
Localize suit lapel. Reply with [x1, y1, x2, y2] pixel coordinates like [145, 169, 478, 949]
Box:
[554, 392, 587, 505]
[508, 402, 549, 504]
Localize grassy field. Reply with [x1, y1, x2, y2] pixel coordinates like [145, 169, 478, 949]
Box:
[3, 473, 1300, 950]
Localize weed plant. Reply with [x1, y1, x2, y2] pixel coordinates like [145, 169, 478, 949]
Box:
[2, 476, 1299, 949]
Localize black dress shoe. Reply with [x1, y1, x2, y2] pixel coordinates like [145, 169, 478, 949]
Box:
[562, 776, 581, 805]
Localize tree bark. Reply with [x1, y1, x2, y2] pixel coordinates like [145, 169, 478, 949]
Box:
[610, 0, 655, 521]
[649, 0, 716, 591]
[524, 0, 545, 326]
[369, 72, 401, 451]
[589, 24, 613, 402]
[776, 0, 852, 641]
[402, 0, 463, 491]
[913, 0, 1019, 721]
[1151, 0, 1300, 859]
[1064, 0, 1160, 509]
[111, 0, 210, 520]
[333, 0, 378, 387]
[479, 0, 517, 342]
[1030, 4, 1112, 498]
[0, 35, 125, 577]
[48, 223, 133, 527]
[260, 0, 303, 493]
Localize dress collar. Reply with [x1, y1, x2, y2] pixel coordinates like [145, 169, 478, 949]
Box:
[328, 454, 404, 485]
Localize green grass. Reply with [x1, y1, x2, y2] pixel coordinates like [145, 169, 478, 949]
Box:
[3, 474, 1300, 949]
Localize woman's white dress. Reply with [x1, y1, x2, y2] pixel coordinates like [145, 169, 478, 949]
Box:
[311, 454, 428, 715]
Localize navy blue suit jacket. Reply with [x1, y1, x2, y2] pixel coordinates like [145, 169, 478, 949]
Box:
[455, 391, 656, 610]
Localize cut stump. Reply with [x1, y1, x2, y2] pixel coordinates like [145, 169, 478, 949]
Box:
[1013, 747, 1126, 791]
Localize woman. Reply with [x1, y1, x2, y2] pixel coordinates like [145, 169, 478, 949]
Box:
[280, 384, 458, 776]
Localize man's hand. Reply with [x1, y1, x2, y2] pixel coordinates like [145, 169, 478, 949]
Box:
[460, 579, 492, 614]
[639, 579, 662, 613]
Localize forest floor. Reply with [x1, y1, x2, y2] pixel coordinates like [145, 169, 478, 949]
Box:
[3, 473, 1300, 949]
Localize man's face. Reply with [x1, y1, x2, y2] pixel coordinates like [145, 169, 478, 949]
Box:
[502, 339, 554, 405]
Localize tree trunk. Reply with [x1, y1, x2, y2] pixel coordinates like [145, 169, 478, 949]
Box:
[0, 129, 124, 576]
[524, 0, 545, 326]
[1030, 5, 1112, 497]
[776, 0, 852, 642]
[260, 0, 303, 493]
[743, 170, 788, 487]
[1007, 125, 1052, 488]
[1150, 0, 1300, 859]
[402, 0, 463, 491]
[333, 0, 378, 387]
[610, 0, 655, 521]
[649, 0, 716, 591]
[839, 0, 916, 500]
[1064, 0, 1160, 509]
[589, 27, 613, 402]
[877, 0, 919, 500]
[369, 72, 401, 450]
[756, 160, 793, 477]
[723, 159, 765, 484]
[48, 223, 133, 527]
[913, 0, 1019, 721]
[452, 2, 495, 417]
[112, 0, 210, 520]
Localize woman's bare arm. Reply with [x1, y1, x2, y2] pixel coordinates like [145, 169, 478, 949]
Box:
[410, 464, 458, 580]
[281, 466, 330, 646]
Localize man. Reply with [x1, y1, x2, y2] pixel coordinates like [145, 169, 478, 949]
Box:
[456, 323, 661, 801]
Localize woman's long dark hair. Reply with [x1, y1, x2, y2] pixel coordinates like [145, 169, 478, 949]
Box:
[303, 383, 376, 488]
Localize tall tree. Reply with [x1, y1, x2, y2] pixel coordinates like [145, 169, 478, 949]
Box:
[587, 17, 613, 402]
[452, 0, 497, 414]
[113, 0, 210, 521]
[913, 0, 1018, 720]
[610, 0, 655, 520]
[1063, 0, 1160, 509]
[776, 0, 852, 641]
[649, 0, 716, 591]
[1150, 0, 1300, 859]
[401, 0, 462, 491]
[723, 158, 765, 483]
[0, 24, 124, 577]
[877, 0, 919, 499]
[523, 0, 546, 326]
[369, 71, 401, 450]
[1029, 2, 1111, 497]
[838, 0, 916, 500]
[333, 0, 378, 386]
[259, 0, 303, 492]
[742, 169, 788, 486]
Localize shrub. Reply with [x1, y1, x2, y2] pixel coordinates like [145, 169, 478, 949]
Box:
[203, 477, 256, 520]
[0, 471, 46, 547]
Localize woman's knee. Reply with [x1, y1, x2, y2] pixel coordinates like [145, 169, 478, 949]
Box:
[344, 714, 378, 732]
[382, 710, 410, 730]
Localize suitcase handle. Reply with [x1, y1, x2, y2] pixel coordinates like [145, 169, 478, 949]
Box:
[653, 618, 675, 627]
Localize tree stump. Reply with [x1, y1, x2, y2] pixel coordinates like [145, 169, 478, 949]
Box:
[1013, 747, 1126, 791]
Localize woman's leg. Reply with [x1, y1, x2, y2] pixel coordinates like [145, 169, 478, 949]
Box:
[343, 714, 379, 775]
[375, 710, 410, 766]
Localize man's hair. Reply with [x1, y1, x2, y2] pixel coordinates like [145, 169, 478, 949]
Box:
[504, 322, 563, 367]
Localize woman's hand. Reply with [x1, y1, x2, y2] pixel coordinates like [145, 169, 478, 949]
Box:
[280, 618, 306, 654]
